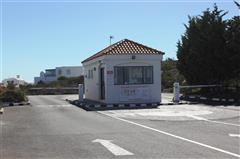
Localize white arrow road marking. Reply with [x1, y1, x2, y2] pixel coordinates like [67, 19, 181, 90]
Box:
[92, 139, 134, 156]
[99, 111, 240, 158]
[229, 134, 240, 138]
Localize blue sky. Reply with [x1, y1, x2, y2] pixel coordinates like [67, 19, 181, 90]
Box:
[1, 0, 239, 82]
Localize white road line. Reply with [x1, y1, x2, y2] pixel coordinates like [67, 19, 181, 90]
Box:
[207, 120, 240, 127]
[186, 115, 208, 121]
[229, 134, 240, 138]
[99, 112, 240, 158]
[187, 115, 240, 127]
[92, 139, 134, 156]
[34, 104, 72, 107]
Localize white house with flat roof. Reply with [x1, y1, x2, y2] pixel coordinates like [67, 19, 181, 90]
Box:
[34, 66, 83, 84]
[2, 76, 27, 87]
[82, 39, 164, 104]
[56, 66, 83, 79]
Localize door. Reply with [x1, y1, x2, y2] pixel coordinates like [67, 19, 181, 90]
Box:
[100, 67, 105, 100]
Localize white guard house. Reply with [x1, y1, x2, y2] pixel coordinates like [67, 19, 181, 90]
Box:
[82, 39, 164, 104]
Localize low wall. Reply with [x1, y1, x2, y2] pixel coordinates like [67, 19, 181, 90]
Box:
[28, 87, 78, 95]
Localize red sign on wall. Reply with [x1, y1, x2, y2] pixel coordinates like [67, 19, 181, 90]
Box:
[107, 70, 113, 75]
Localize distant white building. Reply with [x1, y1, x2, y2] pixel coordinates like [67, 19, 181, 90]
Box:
[2, 76, 27, 87]
[56, 66, 84, 79]
[34, 66, 83, 84]
[82, 39, 164, 104]
[34, 69, 57, 84]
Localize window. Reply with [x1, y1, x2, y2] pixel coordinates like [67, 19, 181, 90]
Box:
[143, 66, 153, 84]
[66, 69, 71, 75]
[88, 70, 90, 79]
[114, 66, 153, 85]
[45, 69, 56, 77]
[88, 69, 94, 79]
[114, 67, 124, 84]
[58, 70, 62, 75]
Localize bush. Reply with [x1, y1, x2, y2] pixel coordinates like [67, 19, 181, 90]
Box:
[0, 90, 27, 103]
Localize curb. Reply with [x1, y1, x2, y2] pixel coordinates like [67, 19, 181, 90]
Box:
[2, 101, 31, 107]
[67, 99, 195, 111]
[83, 102, 161, 110]
[181, 95, 240, 105]
[69, 101, 161, 111]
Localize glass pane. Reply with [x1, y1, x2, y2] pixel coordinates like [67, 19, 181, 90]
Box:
[128, 67, 143, 84]
[123, 67, 129, 84]
[143, 67, 153, 84]
[114, 67, 124, 84]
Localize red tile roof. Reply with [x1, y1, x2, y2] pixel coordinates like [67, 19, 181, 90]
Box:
[82, 39, 164, 63]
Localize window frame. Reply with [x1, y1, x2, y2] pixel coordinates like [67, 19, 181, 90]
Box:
[114, 66, 153, 85]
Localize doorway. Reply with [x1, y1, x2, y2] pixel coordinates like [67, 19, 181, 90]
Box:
[100, 67, 105, 100]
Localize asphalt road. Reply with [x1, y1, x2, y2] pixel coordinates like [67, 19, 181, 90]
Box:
[1, 95, 239, 159]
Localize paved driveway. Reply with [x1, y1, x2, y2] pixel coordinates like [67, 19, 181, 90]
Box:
[1, 95, 239, 159]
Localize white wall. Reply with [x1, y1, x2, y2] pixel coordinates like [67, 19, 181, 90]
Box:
[83, 54, 162, 104]
[105, 54, 162, 104]
[82, 56, 106, 102]
[44, 76, 57, 83]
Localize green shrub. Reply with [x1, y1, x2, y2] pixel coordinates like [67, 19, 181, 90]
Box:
[0, 90, 27, 103]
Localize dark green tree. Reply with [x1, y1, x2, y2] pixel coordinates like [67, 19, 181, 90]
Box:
[162, 58, 185, 89]
[234, 1, 240, 9]
[177, 4, 229, 85]
[225, 16, 240, 86]
[57, 76, 67, 81]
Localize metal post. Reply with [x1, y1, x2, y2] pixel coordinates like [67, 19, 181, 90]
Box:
[109, 36, 114, 45]
[173, 82, 180, 103]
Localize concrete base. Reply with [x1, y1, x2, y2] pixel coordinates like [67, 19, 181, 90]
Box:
[68, 99, 160, 111]
[0, 108, 4, 114]
[66, 99, 190, 111]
